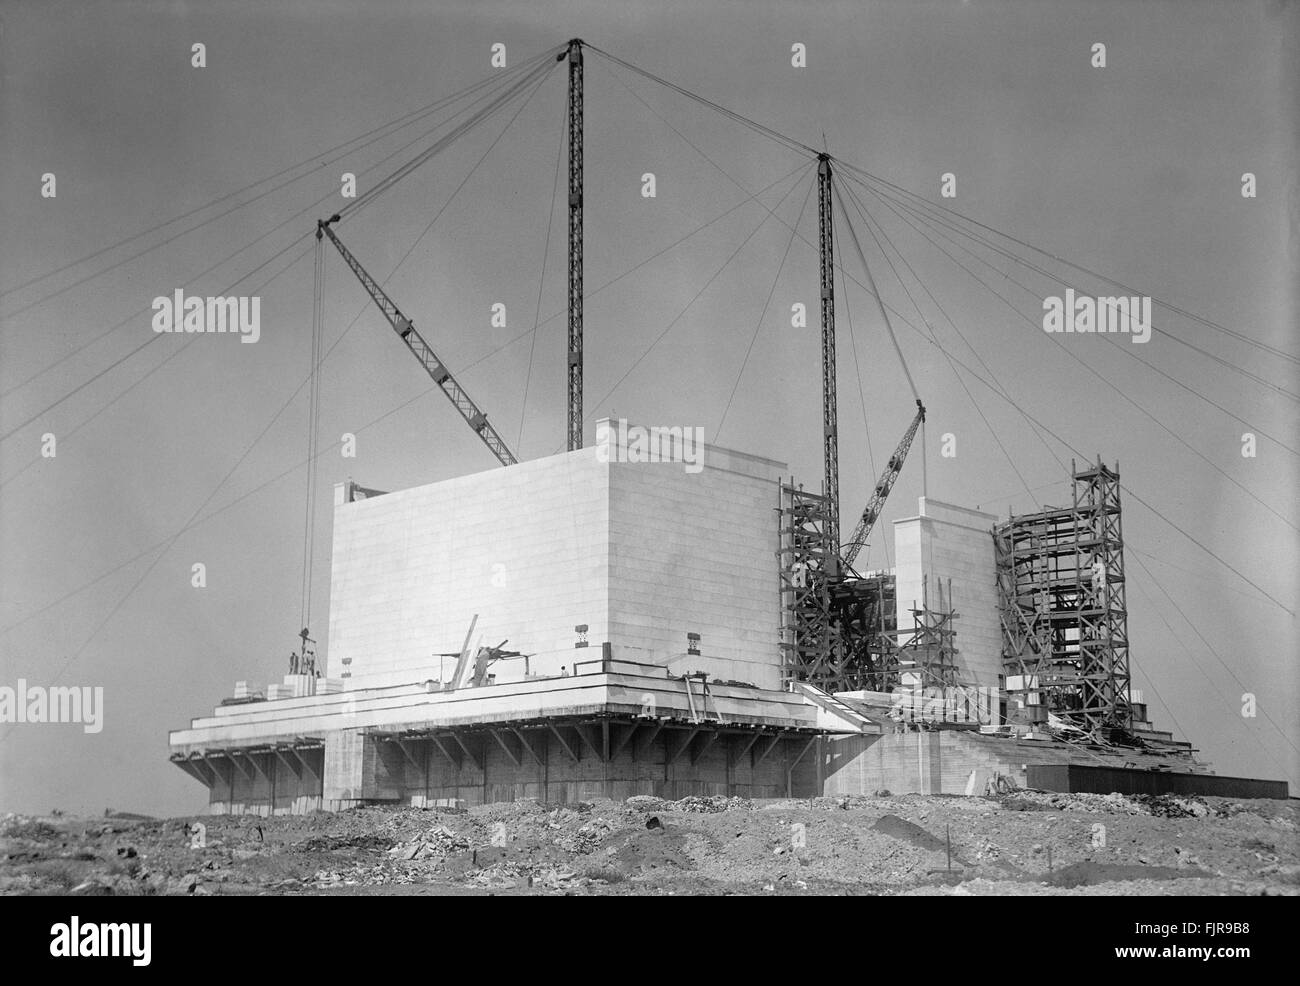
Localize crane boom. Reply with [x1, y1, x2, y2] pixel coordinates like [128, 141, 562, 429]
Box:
[317, 217, 517, 467]
[840, 399, 925, 571]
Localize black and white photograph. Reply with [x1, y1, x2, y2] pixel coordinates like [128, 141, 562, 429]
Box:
[0, 0, 1295, 948]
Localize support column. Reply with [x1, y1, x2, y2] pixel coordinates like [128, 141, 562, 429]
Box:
[566, 39, 585, 451]
[817, 154, 839, 559]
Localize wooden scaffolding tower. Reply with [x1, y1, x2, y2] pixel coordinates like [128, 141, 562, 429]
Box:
[779, 482, 899, 692]
[994, 458, 1133, 738]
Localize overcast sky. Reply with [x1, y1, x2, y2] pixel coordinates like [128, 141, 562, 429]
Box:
[1, 0, 1296, 815]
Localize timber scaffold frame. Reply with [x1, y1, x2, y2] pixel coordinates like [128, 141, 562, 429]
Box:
[994, 458, 1133, 738]
[778, 482, 899, 692]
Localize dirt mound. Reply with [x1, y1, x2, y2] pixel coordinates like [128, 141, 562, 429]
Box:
[1043, 861, 1212, 888]
[3, 792, 1295, 896]
[602, 828, 697, 877]
[872, 814, 947, 852]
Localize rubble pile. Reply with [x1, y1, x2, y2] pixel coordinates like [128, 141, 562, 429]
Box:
[2, 791, 1295, 896]
[998, 791, 1222, 817]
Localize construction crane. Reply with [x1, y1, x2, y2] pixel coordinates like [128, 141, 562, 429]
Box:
[316, 216, 518, 466]
[839, 399, 926, 573]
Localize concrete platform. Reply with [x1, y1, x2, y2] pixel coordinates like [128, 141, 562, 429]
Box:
[169, 666, 843, 813]
[821, 728, 1220, 798]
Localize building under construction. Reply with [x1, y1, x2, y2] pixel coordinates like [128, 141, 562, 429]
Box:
[171, 432, 1287, 811]
[167, 41, 1287, 812]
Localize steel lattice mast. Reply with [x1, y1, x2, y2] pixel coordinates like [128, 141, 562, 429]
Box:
[566, 39, 585, 451]
[817, 153, 840, 564]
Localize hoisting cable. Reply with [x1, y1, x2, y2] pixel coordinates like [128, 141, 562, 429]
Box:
[833, 177, 920, 403]
[0, 49, 560, 449]
[716, 174, 815, 439]
[519, 96, 568, 450]
[339, 52, 561, 221]
[839, 173, 1299, 532]
[834, 160, 1300, 368]
[831, 173, 926, 496]
[837, 176, 1036, 503]
[585, 44, 818, 159]
[301, 232, 325, 634]
[0, 44, 560, 309]
[833, 192, 888, 570]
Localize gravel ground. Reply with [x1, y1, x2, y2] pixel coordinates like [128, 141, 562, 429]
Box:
[2, 791, 1296, 896]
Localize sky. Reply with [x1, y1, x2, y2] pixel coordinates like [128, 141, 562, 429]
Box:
[1, 0, 1296, 816]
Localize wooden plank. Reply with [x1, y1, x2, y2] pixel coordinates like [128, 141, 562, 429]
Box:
[289, 747, 318, 782]
[429, 734, 461, 770]
[488, 729, 521, 768]
[548, 725, 580, 762]
[273, 749, 301, 781]
[753, 731, 788, 767]
[395, 739, 424, 773]
[450, 732, 483, 772]
[666, 728, 700, 766]
[210, 756, 234, 797]
[788, 735, 818, 769]
[245, 752, 272, 782]
[574, 723, 603, 761]
[633, 720, 663, 762]
[173, 758, 209, 786]
[690, 730, 719, 765]
[224, 752, 254, 783]
[610, 722, 639, 760]
[197, 757, 222, 787]
[729, 731, 762, 768]
[512, 728, 543, 764]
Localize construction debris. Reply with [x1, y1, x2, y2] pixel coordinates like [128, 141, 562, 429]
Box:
[2, 792, 1295, 896]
